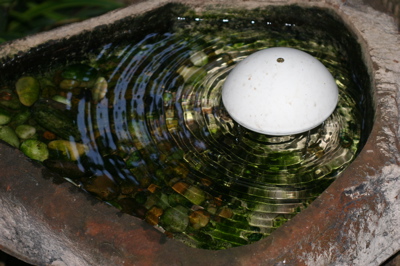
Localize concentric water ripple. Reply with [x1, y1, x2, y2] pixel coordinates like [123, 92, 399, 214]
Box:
[0, 7, 368, 250]
[62, 15, 365, 248]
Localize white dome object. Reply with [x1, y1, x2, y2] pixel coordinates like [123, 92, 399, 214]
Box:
[222, 47, 339, 136]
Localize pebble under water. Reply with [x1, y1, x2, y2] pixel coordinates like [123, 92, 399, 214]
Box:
[0, 6, 371, 249]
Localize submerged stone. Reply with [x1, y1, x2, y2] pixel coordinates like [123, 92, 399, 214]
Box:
[9, 110, 30, 127]
[177, 66, 207, 83]
[189, 210, 210, 230]
[160, 205, 189, 233]
[15, 125, 37, 140]
[15, 76, 40, 106]
[51, 95, 71, 106]
[48, 140, 88, 161]
[145, 206, 164, 225]
[0, 126, 19, 148]
[190, 51, 209, 67]
[0, 107, 12, 125]
[82, 174, 120, 200]
[91, 77, 108, 103]
[32, 99, 80, 141]
[20, 139, 49, 162]
[183, 185, 206, 206]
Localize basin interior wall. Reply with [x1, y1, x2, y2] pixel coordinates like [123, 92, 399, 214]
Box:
[0, 0, 399, 265]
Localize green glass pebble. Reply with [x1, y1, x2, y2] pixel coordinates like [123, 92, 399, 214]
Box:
[9, 109, 30, 127]
[190, 50, 209, 67]
[32, 99, 81, 141]
[143, 193, 159, 210]
[168, 193, 190, 207]
[48, 140, 88, 161]
[160, 205, 189, 233]
[155, 192, 170, 210]
[20, 139, 49, 162]
[0, 126, 20, 148]
[183, 185, 206, 206]
[15, 76, 40, 106]
[91, 77, 108, 103]
[15, 125, 37, 140]
[52, 95, 71, 106]
[177, 66, 207, 84]
[0, 108, 12, 125]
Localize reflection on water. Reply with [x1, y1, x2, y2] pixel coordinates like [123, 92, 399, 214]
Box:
[3, 6, 370, 250]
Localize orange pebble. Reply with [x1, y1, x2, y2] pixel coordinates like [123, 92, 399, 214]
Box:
[147, 183, 160, 193]
[43, 131, 56, 140]
[0, 91, 12, 100]
[145, 206, 163, 225]
[171, 181, 189, 195]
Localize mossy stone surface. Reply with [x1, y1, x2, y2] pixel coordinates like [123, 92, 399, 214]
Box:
[15, 125, 37, 140]
[0, 126, 19, 148]
[0, 108, 12, 125]
[20, 139, 49, 162]
[160, 205, 189, 233]
[15, 76, 40, 106]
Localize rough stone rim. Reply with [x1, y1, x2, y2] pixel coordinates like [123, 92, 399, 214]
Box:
[0, 0, 399, 265]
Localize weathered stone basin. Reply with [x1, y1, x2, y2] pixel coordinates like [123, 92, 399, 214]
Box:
[0, 0, 399, 265]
